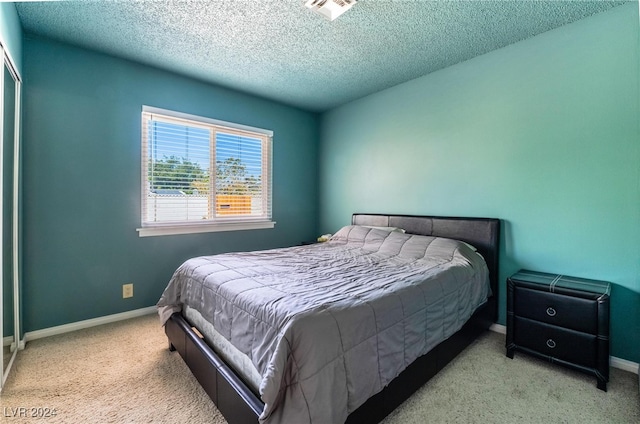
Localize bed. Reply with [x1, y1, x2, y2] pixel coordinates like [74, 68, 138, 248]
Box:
[158, 213, 500, 424]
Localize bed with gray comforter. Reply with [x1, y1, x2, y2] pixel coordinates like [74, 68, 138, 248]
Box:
[157, 224, 490, 424]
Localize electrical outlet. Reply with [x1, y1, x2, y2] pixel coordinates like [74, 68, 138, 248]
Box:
[122, 283, 134, 299]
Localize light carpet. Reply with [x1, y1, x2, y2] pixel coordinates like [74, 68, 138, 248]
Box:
[0, 314, 638, 423]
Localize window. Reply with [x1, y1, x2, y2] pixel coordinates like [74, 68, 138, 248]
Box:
[138, 106, 274, 237]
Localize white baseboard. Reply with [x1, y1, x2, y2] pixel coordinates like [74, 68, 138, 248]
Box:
[610, 356, 640, 375]
[490, 323, 506, 334]
[3, 335, 12, 347]
[24, 306, 157, 343]
[489, 323, 639, 375]
[4, 336, 25, 351]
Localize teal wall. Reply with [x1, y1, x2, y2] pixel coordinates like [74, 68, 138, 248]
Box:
[0, 3, 22, 339]
[22, 36, 319, 332]
[319, 3, 640, 362]
[3, 65, 16, 337]
[0, 2, 22, 73]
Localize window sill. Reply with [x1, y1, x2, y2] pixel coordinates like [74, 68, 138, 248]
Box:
[137, 220, 276, 237]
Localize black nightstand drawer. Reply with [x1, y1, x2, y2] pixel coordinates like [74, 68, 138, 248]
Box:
[514, 317, 597, 368]
[514, 286, 597, 334]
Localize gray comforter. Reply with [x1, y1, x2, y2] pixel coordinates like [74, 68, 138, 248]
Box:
[157, 225, 490, 424]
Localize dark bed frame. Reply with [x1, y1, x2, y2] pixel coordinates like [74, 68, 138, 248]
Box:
[164, 213, 500, 424]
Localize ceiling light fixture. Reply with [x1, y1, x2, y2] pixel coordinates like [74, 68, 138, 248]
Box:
[304, 0, 357, 21]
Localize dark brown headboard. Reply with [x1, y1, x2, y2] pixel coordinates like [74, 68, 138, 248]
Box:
[352, 213, 501, 321]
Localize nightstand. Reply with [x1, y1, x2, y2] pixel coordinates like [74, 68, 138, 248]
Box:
[506, 270, 611, 391]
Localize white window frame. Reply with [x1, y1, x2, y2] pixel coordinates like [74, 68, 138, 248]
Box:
[137, 106, 275, 237]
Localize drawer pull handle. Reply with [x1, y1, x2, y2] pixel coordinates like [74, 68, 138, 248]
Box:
[546, 339, 556, 349]
[546, 307, 556, 317]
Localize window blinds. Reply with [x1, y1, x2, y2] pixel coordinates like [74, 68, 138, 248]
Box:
[141, 107, 272, 228]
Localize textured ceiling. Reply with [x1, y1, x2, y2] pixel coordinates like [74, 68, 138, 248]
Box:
[15, 1, 629, 112]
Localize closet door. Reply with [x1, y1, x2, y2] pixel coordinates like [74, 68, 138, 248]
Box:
[1, 46, 20, 390]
